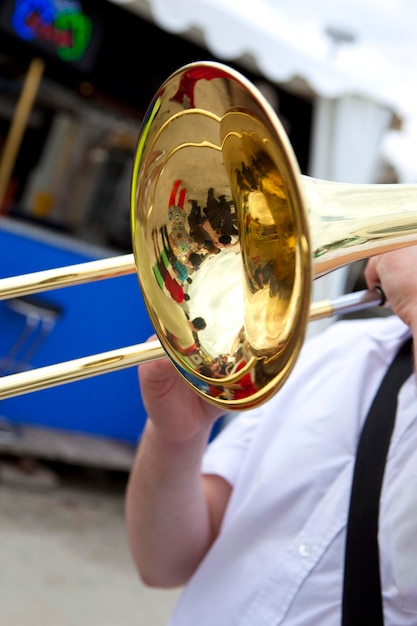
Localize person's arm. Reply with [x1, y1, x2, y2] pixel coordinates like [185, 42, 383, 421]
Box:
[125, 352, 231, 588]
[202, 218, 221, 244]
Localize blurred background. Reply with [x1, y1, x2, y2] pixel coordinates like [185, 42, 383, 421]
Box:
[0, 0, 416, 623]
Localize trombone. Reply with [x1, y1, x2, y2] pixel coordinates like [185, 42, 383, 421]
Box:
[0, 61, 415, 409]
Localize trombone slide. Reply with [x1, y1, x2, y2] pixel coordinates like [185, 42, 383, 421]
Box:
[0, 290, 384, 401]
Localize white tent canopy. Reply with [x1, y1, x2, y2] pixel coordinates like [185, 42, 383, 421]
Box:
[113, 0, 417, 182]
[116, 0, 417, 115]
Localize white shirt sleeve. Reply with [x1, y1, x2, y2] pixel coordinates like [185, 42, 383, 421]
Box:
[202, 408, 264, 485]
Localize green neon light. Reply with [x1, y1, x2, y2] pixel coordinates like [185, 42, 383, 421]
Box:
[55, 12, 92, 61]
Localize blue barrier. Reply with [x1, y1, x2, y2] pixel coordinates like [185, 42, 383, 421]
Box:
[0, 218, 154, 444]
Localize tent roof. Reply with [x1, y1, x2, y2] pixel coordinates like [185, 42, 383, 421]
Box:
[110, 0, 417, 181]
[111, 0, 417, 115]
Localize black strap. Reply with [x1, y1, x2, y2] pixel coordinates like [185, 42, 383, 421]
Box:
[342, 337, 413, 626]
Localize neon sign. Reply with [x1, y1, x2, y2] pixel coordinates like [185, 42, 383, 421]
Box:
[11, 0, 92, 61]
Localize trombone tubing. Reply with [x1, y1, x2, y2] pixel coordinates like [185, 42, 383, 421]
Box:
[0, 253, 136, 300]
[0, 289, 384, 401]
[0, 339, 165, 400]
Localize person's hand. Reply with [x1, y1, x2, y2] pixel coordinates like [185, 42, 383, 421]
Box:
[138, 336, 225, 445]
[364, 245, 417, 333]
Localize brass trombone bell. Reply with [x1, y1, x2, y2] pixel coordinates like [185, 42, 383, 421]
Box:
[1, 61, 416, 409]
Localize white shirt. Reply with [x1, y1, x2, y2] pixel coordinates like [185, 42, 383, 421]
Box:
[167, 315, 417, 626]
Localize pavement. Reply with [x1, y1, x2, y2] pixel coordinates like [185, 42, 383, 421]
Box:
[0, 454, 182, 626]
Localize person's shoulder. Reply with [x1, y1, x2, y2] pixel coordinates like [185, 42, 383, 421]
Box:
[305, 315, 411, 367]
[327, 314, 408, 343]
